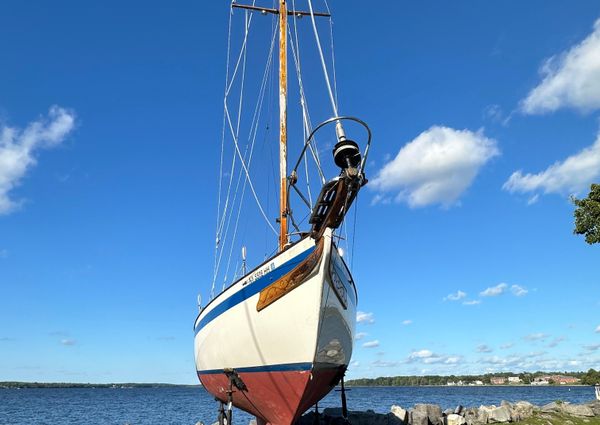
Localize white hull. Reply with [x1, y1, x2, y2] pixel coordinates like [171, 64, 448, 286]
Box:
[193, 228, 357, 424]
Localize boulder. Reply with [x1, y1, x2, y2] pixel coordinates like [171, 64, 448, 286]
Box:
[541, 402, 561, 413]
[391, 405, 409, 423]
[560, 403, 595, 417]
[446, 414, 467, 425]
[410, 410, 429, 425]
[589, 400, 600, 416]
[511, 401, 535, 421]
[454, 406, 464, 416]
[463, 408, 483, 425]
[413, 404, 443, 425]
[488, 406, 511, 423]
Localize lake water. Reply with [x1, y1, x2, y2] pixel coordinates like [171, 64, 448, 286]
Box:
[0, 385, 596, 425]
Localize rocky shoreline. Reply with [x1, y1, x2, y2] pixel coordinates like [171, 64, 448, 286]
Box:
[293, 400, 600, 425]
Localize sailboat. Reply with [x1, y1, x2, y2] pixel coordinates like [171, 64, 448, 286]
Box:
[194, 2, 371, 424]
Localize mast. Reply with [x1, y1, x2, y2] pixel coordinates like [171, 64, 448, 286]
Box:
[231, 1, 331, 252]
[278, 0, 288, 251]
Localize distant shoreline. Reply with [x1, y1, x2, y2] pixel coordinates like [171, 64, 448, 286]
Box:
[0, 382, 201, 389]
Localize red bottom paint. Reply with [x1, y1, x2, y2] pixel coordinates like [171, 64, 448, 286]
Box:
[199, 366, 343, 425]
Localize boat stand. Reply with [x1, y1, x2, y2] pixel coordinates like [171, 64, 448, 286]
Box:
[334, 374, 350, 421]
[215, 369, 248, 425]
[312, 402, 320, 425]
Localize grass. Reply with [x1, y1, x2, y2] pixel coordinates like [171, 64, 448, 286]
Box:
[517, 412, 600, 425]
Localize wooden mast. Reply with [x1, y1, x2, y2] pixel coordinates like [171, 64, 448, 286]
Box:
[278, 0, 288, 251]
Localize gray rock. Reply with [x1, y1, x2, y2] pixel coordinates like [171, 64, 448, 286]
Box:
[488, 406, 511, 423]
[443, 409, 454, 417]
[410, 410, 429, 425]
[391, 405, 409, 423]
[446, 414, 467, 425]
[560, 403, 595, 417]
[589, 400, 600, 416]
[454, 406, 464, 416]
[463, 408, 482, 425]
[413, 404, 443, 425]
[511, 401, 535, 421]
[541, 402, 561, 413]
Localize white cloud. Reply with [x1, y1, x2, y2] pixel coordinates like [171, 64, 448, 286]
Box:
[356, 311, 375, 324]
[372, 359, 400, 367]
[547, 336, 566, 348]
[524, 333, 549, 342]
[511, 284, 528, 297]
[444, 290, 467, 302]
[500, 342, 514, 350]
[477, 344, 493, 353]
[444, 356, 462, 365]
[402, 320, 413, 326]
[408, 349, 433, 362]
[370, 126, 499, 208]
[355, 332, 368, 340]
[363, 340, 380, 348]
[503, 130, 600, 197]
[60, 338, 77, 346]
[521, 19, 600, 114]
[0, 106, 75, 214]
[595, 325, 600, 333]
[480, 283, 508, 297]
[463, 300, 481, 306]
[583, 343, 600, 351]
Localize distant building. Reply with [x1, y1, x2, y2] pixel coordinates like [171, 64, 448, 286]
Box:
[491, 377, 506, 385]
[531, 378, 549, 386]
[508, 376, 522, 384]
[474, 380, 484, 386]
[544, 375, 581, 385]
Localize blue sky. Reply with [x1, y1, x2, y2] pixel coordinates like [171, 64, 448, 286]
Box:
[1, 1, 599, 384]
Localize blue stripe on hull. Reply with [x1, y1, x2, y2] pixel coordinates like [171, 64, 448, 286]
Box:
[195, 245, 316, 334]
[197, 362, 313, 375]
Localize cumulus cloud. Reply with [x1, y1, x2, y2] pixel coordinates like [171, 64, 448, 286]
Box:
[406, 349, 453, 364]
[511, 285, 528, 297]
[356, 311, 375, 324]
[524, 333, 549, 342]
[521, 19, 600, 114]
[0, 106, 75, 214]
[503, 130, 600, 198]
[355, 332, 368, 340]
[480, 283, 508, 297]
[583, 343, 600, 351]
[477, 344, 493, 353]
[444, 290, 467, 302]
[547, 336, 566, 348]
[363, 340, 380, 348]
[372, 359, 400, 367]
[370, 126, 499, 208]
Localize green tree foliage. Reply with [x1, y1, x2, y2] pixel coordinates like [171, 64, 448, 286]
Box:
[572, 184, 600, 244]
[581, 369, 600, 385]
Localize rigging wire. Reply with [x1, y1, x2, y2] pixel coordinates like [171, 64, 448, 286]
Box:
[222, 24, 278, 285]
[307, 0, 339, 117]
[212, 4, 238, 298]
[214, 9, 253, 296]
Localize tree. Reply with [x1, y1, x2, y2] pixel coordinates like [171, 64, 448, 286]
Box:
[572, 184, 600, 244]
